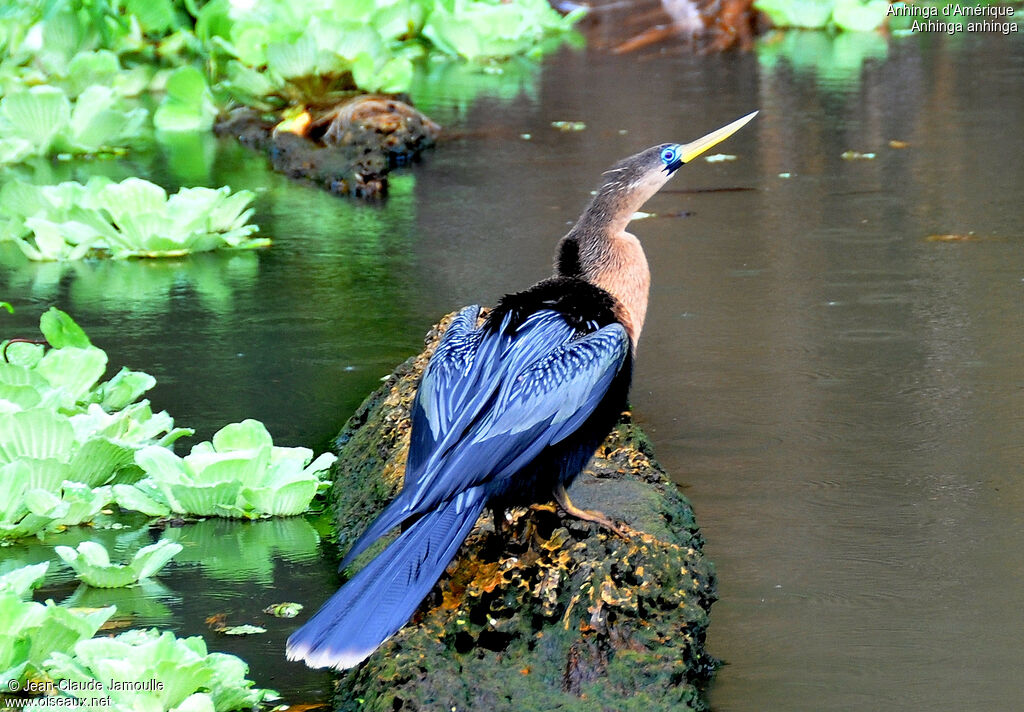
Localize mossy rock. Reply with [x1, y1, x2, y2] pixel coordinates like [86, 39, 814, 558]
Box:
[327, 313, 717, 711]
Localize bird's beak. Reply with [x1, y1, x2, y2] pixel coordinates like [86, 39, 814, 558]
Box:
[679, 110, 758, 164]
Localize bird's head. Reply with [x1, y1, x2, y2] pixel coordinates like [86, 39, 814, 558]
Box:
[594, 111, 759, 216]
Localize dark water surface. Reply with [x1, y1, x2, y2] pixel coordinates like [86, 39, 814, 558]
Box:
[2, 28, 1023, 711]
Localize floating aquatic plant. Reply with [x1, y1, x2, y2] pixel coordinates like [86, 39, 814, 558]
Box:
[753, 0, 890, 31]
[198, 0, 583, 105]
[55, 539, 183, 588]
[0, 308, 192, 539]
[0, 562, 115, 689]
[0, 176, 267, 261]
[42, 628, 277, 712]
[154, 65, 218, 132]
[422, 0, 585, 60]
[0, 85, 147, 165]
[263, 601, 303, 618]
[122, 419, 335, 519]
[1, 560, 276, 710]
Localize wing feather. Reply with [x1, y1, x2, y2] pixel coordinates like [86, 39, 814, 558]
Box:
[340, 309, 628, 569]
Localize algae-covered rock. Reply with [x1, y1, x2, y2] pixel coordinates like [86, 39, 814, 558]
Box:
[215, 96, 439, 199]
[327, 313, 717, 711]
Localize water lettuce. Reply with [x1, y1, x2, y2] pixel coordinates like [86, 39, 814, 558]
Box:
[56, 539, 183, 588]
[0, 562, 115, 689]
[0, 3, 180, 164]
[154, 66, 218, 132]
[0, 85, 147, 165]
[0, 308, 192, 539]
[1, 0, 583, 122]
[0, 176, 267, 260]
[422, 0, 585, 60]
[1, 560, 277, 711]
[1, 572, 272, 710]
[42, 628, 276, 711]
[199, 0, 582, 104]
[124, 419, 335, 518]
[754, 0, 890, 31]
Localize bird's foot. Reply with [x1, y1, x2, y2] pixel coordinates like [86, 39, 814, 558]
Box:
[552, 484, 630, 539]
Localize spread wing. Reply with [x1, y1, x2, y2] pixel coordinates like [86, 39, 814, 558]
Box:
[340, 307, 629, 568]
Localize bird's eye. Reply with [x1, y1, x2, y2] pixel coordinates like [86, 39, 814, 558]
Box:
[660, 146, 680, 165]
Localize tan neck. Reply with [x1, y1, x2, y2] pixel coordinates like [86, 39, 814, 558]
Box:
[580, 230, 650, 347]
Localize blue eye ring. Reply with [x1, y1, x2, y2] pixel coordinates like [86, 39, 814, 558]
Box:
[660, 146, 680, 165]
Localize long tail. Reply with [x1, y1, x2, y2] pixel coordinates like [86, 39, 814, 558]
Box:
[286, 488, 487, 669]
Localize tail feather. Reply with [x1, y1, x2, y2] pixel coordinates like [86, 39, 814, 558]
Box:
[338, 495, 412, 571]
[286, 489, 486, 669]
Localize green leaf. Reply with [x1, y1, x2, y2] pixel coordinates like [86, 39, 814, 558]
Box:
[266, 34, 319, 80]
[154, 66, 218, 132]
[40, 11, 84, 62]
[262, 601, 302, 618]
[9, 598, 115, 677]
[56, 539, 181, 588]
[135, 445, 187, 483]
[67, 436, 136, 487]
[423, 13, 483, 58]
[0, 409, 75, 464]
[372, 1, 427, 40]
[210, 419, 273, 452]
[44, 628, 275, 710]
[129, 539, 184, 579]
[217, 624, 266, 635]
[112, 483, 171, 516]
[94, 178, 168, 226]
[39, 308, 92, 348]
[754, 0, 835, 27]
[65, 51, 122, 98]
[0, 87, 71, 156]
[167, 481, 243, 517]
[125, 0, 177, 33]
[95, 368, 157, 411]
[2, 177, 264, 259]
[64, 85, 135, 152]
[171, 693, 217, 712]
[36, 346, 108, 403]
[242, 479, 319, 516]
[831, 0, 890, 31]
[0, 563, 49, 598]
[352, 53, 414, 93]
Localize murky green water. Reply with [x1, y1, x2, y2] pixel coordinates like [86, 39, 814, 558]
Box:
[2, 27, 1023, 711]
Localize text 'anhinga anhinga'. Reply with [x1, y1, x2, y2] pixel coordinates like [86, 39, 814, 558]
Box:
[287, 110, 758, 670]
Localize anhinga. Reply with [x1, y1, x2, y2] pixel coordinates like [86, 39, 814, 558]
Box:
[287, 111, 758, 670]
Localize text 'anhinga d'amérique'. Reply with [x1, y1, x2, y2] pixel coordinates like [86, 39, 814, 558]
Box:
[287, 110, 758, 670]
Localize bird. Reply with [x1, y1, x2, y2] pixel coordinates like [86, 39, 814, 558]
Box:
[286, 110, 758, 670]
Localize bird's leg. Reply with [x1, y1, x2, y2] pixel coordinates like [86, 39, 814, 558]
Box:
[552, 483, 629, 538]
[491, 505, 509, 536]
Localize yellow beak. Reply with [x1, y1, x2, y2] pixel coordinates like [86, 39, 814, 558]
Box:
[679, 110, 758, 164]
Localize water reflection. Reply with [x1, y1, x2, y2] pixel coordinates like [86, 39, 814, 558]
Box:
[160, 517, 322, 586]
[3, 251, 260, 317]
[756, 30, 889, 90]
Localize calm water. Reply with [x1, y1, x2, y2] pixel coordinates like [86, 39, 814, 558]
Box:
[2, 27, 1023, 711]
